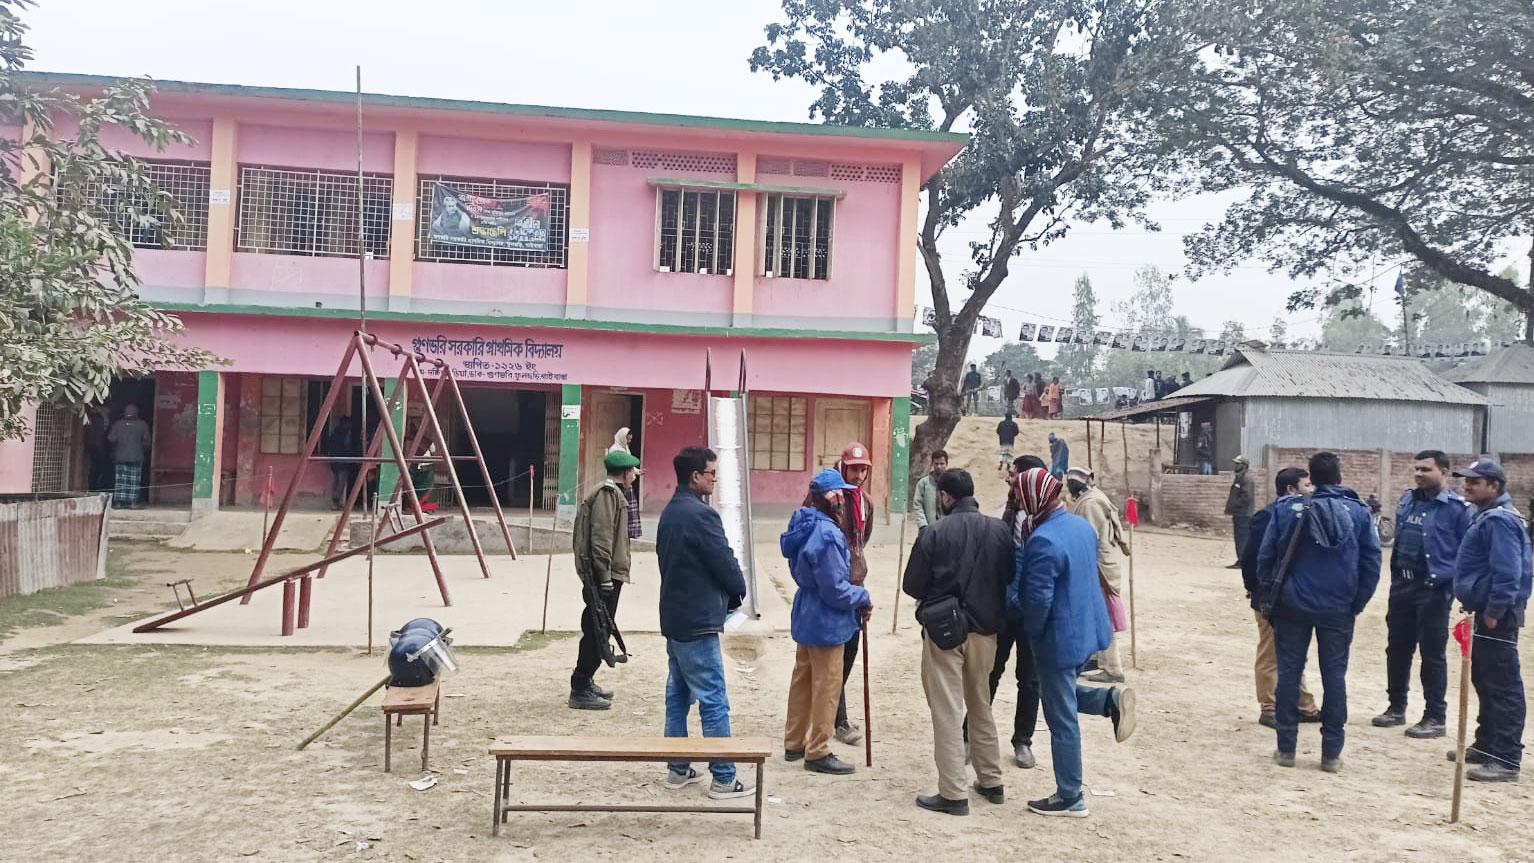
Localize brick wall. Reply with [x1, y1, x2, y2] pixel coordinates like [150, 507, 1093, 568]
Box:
[1154, 469, 1268, 528]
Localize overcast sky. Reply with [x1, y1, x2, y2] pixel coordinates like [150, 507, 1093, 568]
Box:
[26, 0, 1514, 359]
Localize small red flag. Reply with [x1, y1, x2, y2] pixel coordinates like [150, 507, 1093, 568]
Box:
[1126, 495, 1140, 527]
[1453, 616, 1472, 658]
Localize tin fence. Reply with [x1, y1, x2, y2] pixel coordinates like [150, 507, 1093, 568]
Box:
[0, 493, 111, 599]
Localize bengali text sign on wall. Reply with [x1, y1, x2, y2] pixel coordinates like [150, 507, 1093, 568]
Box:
[411, 334, 569, 384]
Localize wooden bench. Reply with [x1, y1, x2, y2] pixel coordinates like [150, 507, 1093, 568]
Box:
[382, 682, 440, 773]
[489, 735, 772, 838]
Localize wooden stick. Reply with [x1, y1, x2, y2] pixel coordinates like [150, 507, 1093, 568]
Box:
[541, 509, 556, 633]
[297, 675, 390, 750]
[890, 513, 909, 634]
[861, 621, 872, 767]
[1451, 614, 1473, 823]
[1128, 522, 1139, 670]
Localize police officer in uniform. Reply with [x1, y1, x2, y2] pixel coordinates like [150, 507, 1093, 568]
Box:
[1449, 458, 1532, 782]
[1372, 450, 1471, 739]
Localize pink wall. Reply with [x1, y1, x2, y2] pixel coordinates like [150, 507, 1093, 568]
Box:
[411, 261, 565, 309]
[49, 115, 213, 160]
[417, 135, 570, 182]
[0, 403, 37, 493]
[236, 124, 394, 173]
[588, 159, 734, 318]
[751, 164, 900, 322]
[136, 249, 207, 291]
[230, 254, 390, 301]
[175, 313, 913, 398]
[150, 372, 199, 504]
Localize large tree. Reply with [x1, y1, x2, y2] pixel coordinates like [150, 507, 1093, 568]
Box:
[752, 0, 1187, 491]
[0, 0, 214, 439]
[1160, 0, 1534, 334]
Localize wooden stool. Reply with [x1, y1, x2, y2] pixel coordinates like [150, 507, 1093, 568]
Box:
[382, 681, 440, 773]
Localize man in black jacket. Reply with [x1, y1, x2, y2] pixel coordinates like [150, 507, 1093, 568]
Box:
[1240, 467, 1321, 728]
[656, 446, 753, 801]
[903, 469, 1015, 816]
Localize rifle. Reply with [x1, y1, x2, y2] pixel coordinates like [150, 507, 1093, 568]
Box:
[576, 567, 629, 666]
[1258, 501, 1310, 617]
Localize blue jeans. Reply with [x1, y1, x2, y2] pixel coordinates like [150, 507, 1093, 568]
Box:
[664, 635, 735, 784]
[1272, 610, 1355, 758]
[1199, 462, 1213, 475]
[1034, 647, 1113, 802]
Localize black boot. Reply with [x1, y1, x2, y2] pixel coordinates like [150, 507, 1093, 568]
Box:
[915, 794, 969, 816]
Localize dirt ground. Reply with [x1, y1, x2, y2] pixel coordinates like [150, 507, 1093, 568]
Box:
[4, 520, 1534, 863]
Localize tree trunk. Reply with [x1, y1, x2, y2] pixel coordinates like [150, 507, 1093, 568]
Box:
[908, 325, 974, 495]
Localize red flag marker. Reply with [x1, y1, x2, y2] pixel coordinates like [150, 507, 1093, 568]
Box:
[1125, 495, 1140, 527]
[1453, 616, 1472, 658]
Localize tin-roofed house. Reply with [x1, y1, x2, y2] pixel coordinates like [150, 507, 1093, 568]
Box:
[1438, 342, 1534, 455]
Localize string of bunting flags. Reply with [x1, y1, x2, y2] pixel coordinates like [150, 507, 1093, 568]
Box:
[921, 307, 1508, 360]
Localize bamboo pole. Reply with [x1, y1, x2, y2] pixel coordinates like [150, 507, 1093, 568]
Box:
[861, 622, 872, 767]
[541, 508, 556, 633]
[298, 675, 390, 751]
[1128, 521, 1139, 670]
[1451, 614, 1474, 823]
[891, 514, 909, 634]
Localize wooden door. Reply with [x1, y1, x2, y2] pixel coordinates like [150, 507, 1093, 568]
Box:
[583, 391, 634, 499]
[814, 398, 872, 469]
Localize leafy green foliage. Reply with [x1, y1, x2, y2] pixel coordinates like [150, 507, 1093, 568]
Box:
[1156, 0, 1534, 318]
[0, 0, 216, 439]
[1054, 273, 1100, 382]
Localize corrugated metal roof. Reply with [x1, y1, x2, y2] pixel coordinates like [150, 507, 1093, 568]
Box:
[1439, 343, 1534, 384]
[1172, 346, 1487, 405]
[1096, 395, 1214, 420]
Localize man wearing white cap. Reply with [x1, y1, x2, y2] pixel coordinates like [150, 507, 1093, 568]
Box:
[1065, 467, 1132, 683]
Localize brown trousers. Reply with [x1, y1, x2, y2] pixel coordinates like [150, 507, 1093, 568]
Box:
[1255, 610, 1318, 713]
[785, 644, 845, 761]
[921, 632, 1005, 799]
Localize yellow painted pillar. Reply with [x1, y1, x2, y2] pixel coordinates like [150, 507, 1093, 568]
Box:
[732, 151, 758, 328]
[895, 157, 921, 332]
[389, 129, 419, 312]
[203, 117, 238, 303]
[565, 141, 592, 319]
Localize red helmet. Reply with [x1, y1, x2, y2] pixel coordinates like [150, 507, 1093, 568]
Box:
[840, 443, 873, 467]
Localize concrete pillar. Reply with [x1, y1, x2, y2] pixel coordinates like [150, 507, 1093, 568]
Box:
[564, 142, 592, 320]
[1378, 448, 1392, 510]
[203, 117, 238, 304]
[557, 384, 582, 527]
[387, 129, 418, 312]
[191, 371, 225, 516]
[376, 377, 406, 502]
[731, 151, 757, 328]
[894, 157, 921, 332]
[890, 396, 911, 514]
[1149, 446, 1164, 526]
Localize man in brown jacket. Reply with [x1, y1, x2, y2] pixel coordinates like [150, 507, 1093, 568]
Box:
[569, 449, 641, 710]
[1065, 468, 1131, 683]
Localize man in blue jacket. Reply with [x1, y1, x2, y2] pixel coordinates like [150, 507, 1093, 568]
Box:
[1009, 468, 1135, 818]
[1449, 457, 1532, 782]
[1240, 466, 1321, 728]
[781, 469, 872, 776]
[1372, 450, 1471, 739]
[656, 446, 753, 800]
[1256, 452, 1381, 772]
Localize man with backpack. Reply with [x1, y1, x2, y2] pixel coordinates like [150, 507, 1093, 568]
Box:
[1255, 452, 1381, 773]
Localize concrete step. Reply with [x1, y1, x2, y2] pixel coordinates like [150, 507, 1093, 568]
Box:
[112, 507, 192, 524]
[109, 518, 187, 540]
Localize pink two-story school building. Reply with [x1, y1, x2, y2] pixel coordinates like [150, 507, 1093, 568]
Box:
[0, 73, 964, 521]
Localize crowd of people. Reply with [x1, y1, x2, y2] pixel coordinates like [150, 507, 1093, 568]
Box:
[1227, 449, 1531, 779]
[558, 428, 1532, 823]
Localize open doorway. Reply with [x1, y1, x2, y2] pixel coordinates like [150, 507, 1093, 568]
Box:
[583, 391, 644, 506]
[81, 377, 157, 501]
[456, 386, 548, 508]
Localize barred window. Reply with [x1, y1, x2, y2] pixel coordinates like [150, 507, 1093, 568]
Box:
[260, 376, 306, 455]
[656, 188, 735, 275]
[415, 176, 568, 268]
[761, 194, 833, 280]
[236, 166, 392, 258]
[749, 395, 807, 472]
[75, 160, 211, 250]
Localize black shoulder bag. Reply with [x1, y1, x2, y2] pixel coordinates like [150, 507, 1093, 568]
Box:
[916, 560, 970, 650]
[1258, 502, 1310, 618]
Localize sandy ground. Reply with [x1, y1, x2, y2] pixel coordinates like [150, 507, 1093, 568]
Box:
[3, 524, 1534, 863]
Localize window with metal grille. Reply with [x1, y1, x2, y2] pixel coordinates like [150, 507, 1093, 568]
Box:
[656, 188, 735, 275]
[73, 160, 212, 250]
[29, 403, 72, 493]
[761, 194, 833, 280]
[236, 166, 392, 258]
[260, 376, 306, 455]
[749, 395, 806, 472]
[414, 176, 568, 268]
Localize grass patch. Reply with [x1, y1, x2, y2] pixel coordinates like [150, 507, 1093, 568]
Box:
[0, 548, 143, 642]
[458, 630, 577, 655]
